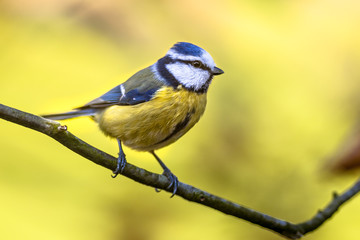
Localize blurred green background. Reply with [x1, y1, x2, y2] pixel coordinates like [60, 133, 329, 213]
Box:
[1, 0, 360, 239]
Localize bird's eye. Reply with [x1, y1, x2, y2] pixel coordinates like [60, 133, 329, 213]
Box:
[191, 61, 203, 68]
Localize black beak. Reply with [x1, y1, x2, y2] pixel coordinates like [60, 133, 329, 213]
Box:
[212, 66, 224, 75]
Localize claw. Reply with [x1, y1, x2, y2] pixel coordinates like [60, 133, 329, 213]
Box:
[150, 151, 179, 197]
[111, 151, 126, 178]
[154, 170, 178, 197]
[163, 168, 179, 198]
[112, 139, 127, 178]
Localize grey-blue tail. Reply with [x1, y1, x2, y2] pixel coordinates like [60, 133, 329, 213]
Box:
[41, 108, 96, 120]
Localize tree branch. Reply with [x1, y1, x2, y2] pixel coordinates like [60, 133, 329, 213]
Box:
[1, 103, 359, 239]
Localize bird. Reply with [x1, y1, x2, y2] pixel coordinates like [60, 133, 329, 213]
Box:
[42, 42, 224, 197]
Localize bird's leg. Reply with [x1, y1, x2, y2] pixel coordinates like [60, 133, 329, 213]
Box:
[112, 139, 127, 178]
[150, 151, 179, 197]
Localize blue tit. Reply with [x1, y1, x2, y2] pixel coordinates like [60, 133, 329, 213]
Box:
[42, 42, 224, 196]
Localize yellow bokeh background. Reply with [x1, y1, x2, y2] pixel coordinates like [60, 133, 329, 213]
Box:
[1, 0, 360, 239]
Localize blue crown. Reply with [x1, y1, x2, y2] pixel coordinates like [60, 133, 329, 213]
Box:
[170, 42, 204, 57]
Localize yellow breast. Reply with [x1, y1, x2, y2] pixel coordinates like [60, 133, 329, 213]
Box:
[95, 86, 207, 151]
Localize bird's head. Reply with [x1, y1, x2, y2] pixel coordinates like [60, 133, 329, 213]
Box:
[154, 42, 224, 93]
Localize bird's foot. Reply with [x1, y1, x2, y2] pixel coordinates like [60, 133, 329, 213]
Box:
[162, 168, 179, 198]
[150, 150, 178, 197]
[111, 151, 127, 178]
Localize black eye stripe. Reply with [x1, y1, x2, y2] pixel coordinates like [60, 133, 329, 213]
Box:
[162, 55, 211, 72]
[177, 60, 211, 72]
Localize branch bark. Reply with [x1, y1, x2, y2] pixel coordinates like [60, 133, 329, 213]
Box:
[1, 103, 359, 239]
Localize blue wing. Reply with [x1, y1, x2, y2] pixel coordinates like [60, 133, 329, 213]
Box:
[77, 66, 164, 109]
[42, 67, 164, 120]
[80, 85, 159, 107]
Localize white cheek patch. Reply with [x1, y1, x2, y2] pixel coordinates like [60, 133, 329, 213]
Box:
[166, 62, 210, 90]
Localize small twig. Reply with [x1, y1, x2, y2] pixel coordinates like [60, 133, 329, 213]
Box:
[1, 103, 359, 239]
[297, 178, 360, 234]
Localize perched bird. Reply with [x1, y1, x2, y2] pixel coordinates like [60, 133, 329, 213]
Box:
[42, 42, 224, 196]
